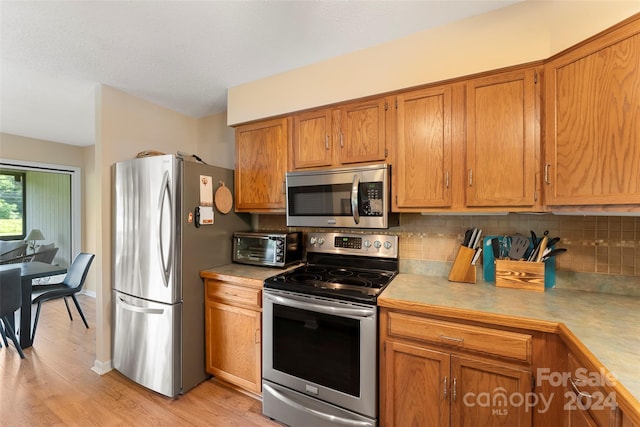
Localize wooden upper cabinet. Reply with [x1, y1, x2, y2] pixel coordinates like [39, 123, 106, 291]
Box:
[235, 117, 289, 212]
[290, 97, 389, 170]
[292, 109, 333, 169]
[544, 18, 640, 206]
[339, 97, 388, 165]
[466, 68, 539, 207]
[394, 86, 453, 209]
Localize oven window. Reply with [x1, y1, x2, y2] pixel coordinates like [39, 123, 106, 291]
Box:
[272, 303, 360, 397]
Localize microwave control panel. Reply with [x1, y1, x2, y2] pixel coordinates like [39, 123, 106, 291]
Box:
[361, 182, 383, 216]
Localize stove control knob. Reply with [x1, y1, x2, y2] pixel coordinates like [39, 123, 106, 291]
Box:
[317, 237, 325, 245]
[309, 236, 317, 245]
[364, 240, 372, 248]
[373, 240, 382, 249]
[384, 241, 392, 250]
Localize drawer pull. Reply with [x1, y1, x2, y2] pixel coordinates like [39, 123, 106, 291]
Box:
[439, 334, 464, 344]
[453, 377, 458, 401]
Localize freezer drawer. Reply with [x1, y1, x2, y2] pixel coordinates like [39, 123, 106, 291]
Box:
[113, 291, 181, 398]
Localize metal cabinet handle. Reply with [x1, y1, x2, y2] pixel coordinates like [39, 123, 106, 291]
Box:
[544, 163, 551, 184]
[445, 171, 449, 189]
[569, 377, 593, 404]
[453, 377, 457, 401]
[439, 334, 464, 344]
[444, 376, 448, 400]
[468, 169, 473, 187]
[340, 133, 344, 148]
[325, 135, 330, 150]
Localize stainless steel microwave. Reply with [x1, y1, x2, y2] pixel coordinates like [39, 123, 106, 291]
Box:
[285, 163, 397, 229]
[233, 232, 302, 268]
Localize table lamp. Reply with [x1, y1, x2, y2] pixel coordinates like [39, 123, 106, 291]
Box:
[26, 229, 45, 253]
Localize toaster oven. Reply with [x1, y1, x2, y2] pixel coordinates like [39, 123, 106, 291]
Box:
[232, 232, 302, 268]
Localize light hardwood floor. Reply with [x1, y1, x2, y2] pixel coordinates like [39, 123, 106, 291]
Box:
[0, 295, 284, 426]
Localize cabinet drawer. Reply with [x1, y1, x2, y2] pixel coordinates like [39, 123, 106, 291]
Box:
[206, 281, 261, 309]
[567, 353, 619, 427]
[386, 312, 532, 363]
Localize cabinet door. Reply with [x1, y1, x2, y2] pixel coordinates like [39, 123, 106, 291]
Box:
[339, 97, 388, 164]
[292, 109, 333, 169]
[451, 355, 532, 427]
[395, 86, 452, 209]
[384, 340, 450, 427]
[466, 69, 537, 207]
[235, 118, 288, 211]
[205, 299, 261, 394]
[544, 24, 640, 206]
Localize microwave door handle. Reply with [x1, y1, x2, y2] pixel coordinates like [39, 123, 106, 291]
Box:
[351, 174, 360, 224]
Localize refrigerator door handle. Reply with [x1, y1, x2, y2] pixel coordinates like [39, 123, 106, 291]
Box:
[158, 170, 174, 288]
[117, 296, 165, 315]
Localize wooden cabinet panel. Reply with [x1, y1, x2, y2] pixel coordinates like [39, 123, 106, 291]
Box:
[564, 353, 620, 427]
[292, 109, 333, 169]
[544, 21, 640, 206]
[205, 299, 261, 394]
[384, 340, 450, 427]
[380, 308, 533, 427]
[340, 97, 388, 165]
[395, 86, 452, 209]
[206, 280, 261, 309]
[466, 69, 538, 207]
[235, 117, 289, 212]
[452, 355, 532, 427]
[387, 311, 532, 363]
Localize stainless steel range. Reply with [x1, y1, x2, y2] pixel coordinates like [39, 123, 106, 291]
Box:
[262, 232, 398, 427]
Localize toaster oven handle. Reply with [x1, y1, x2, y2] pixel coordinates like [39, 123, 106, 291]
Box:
[351, 174, 360, 224]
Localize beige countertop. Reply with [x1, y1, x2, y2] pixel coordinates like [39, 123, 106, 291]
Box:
[379, 274, 640, 417]
[200, 262, 301, 284]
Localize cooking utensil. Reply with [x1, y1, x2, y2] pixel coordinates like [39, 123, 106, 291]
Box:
[508, 236, 530, 260]
[547, 237, 561, 248]
[491, 238, 501, 260]
[535, 236, 549, 262]
[541, 248, 567, 262]
[471, 229, 483, 249]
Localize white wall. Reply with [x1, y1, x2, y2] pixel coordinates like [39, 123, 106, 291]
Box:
[227, 1, 640, 125]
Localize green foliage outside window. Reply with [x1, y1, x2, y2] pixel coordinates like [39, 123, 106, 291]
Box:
[0, 172, 26, 239]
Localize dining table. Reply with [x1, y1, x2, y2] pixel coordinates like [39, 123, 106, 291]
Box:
[0, 261, 67, 348]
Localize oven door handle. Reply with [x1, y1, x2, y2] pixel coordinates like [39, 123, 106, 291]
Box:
[351, 173, 360, 224]
[265, 293, 375, 318]
[263, 383, 373, 426]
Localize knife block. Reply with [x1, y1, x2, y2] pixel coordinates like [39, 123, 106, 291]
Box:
[448, 245, 477, 284]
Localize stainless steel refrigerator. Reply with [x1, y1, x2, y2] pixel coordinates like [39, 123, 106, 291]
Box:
[112, 154, 250, 398]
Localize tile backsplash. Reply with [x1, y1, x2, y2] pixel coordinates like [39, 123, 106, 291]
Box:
[256, 213, 640, 294]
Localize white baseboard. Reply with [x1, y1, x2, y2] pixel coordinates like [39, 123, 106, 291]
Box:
[82, 289, 96, 298]
[92, 359, 113, 375]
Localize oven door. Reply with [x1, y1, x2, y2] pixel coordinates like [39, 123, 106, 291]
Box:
[286, 163, 390, 229]
[262, 289, 378, 420]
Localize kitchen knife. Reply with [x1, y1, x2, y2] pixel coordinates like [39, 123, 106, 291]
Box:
[468, 228, 478, 248]
[463, 229, 472, 247]
[471, 229, 483, 249]
[471, 248, 482, 265]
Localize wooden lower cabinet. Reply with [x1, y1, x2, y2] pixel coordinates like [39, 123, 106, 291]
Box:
[204, 279, 262, 394]
[380, 308, 533, 427]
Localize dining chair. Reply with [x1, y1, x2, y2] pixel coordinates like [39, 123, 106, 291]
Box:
[31, 245, 59, 264]
[30, 252, 95, 343]
[0, 267, 25, 358]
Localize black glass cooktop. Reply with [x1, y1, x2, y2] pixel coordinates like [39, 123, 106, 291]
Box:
[264, 262, 397, 304]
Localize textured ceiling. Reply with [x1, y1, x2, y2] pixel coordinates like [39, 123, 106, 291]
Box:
[0, 1, 521, 147]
